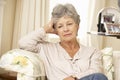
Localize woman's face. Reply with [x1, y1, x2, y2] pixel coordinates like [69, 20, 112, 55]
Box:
[55, 16, 79, 42]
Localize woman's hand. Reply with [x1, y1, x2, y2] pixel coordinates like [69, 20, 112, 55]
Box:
[44, 20, 57, 34]
[64, 76, 76, 80]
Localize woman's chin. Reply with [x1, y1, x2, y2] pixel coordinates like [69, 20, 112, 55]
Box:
[61, 38, 75, 42]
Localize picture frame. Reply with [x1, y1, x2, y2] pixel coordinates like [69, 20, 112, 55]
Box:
[103, 14, 114, 23]
[104, 23, 120, 35]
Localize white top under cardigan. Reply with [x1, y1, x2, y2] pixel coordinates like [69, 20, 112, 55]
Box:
[19, 28, 104, 80]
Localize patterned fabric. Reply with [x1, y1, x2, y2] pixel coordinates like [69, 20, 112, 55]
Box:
[0, 49, 46, 80]
[101, 47, 114, 80]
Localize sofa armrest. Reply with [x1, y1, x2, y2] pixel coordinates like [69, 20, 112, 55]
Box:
[101, 47, 114, 80]
[0, 49, 46, 80]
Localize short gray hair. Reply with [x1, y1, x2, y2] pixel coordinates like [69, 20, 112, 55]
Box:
[52, 4, 80, 25]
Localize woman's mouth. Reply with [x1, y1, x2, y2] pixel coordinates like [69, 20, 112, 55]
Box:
[63, 33, 72, 37]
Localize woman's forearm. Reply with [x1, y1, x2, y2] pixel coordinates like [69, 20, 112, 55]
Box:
[18, 28, 47, 53]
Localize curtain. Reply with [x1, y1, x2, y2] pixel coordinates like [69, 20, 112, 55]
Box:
[12, 0, 49, 49]
[0, 0, 6, 55]
[87, 0, 106, 49]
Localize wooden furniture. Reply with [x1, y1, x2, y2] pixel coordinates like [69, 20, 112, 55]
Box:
[87, 31, 120, 39]
[0, 49, 46, 80]
[0, 71, 17, 80]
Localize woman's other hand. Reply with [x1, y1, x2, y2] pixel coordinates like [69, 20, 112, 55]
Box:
[63, 76, 76, 80]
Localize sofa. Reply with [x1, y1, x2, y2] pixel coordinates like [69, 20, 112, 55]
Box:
[0, 48, 120, 80]
[0, 49, 46, 80]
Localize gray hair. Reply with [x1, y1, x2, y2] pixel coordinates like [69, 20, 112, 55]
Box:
[52, 4, 80, 25]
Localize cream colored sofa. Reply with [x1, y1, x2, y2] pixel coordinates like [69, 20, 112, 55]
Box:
[0, 48, 120, 80]
[101, 47, 120, 80]
[0, 49, 46, 80]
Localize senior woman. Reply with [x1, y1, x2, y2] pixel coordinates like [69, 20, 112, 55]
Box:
[19, 4, 108, 80]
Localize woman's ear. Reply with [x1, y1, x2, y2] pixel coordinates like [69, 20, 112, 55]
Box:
[76, 25, 80, 35]
[53, 25, 58, 35]
[76, 24, 80, 30]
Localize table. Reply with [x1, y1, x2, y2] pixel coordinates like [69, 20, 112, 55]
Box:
[87, 32, 120, 39]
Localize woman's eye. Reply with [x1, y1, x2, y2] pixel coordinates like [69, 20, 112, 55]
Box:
[67, 23, 73, 25]
[57, 26, 62, 28]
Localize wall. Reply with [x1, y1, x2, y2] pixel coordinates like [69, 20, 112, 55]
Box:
[106, 0, 119, 8]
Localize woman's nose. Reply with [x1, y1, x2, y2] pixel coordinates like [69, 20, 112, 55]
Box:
[63, 26, 69, 32]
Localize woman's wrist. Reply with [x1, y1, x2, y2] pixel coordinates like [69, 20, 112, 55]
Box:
[63, 76, 77, 80]
[71, 75, 78, 80]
